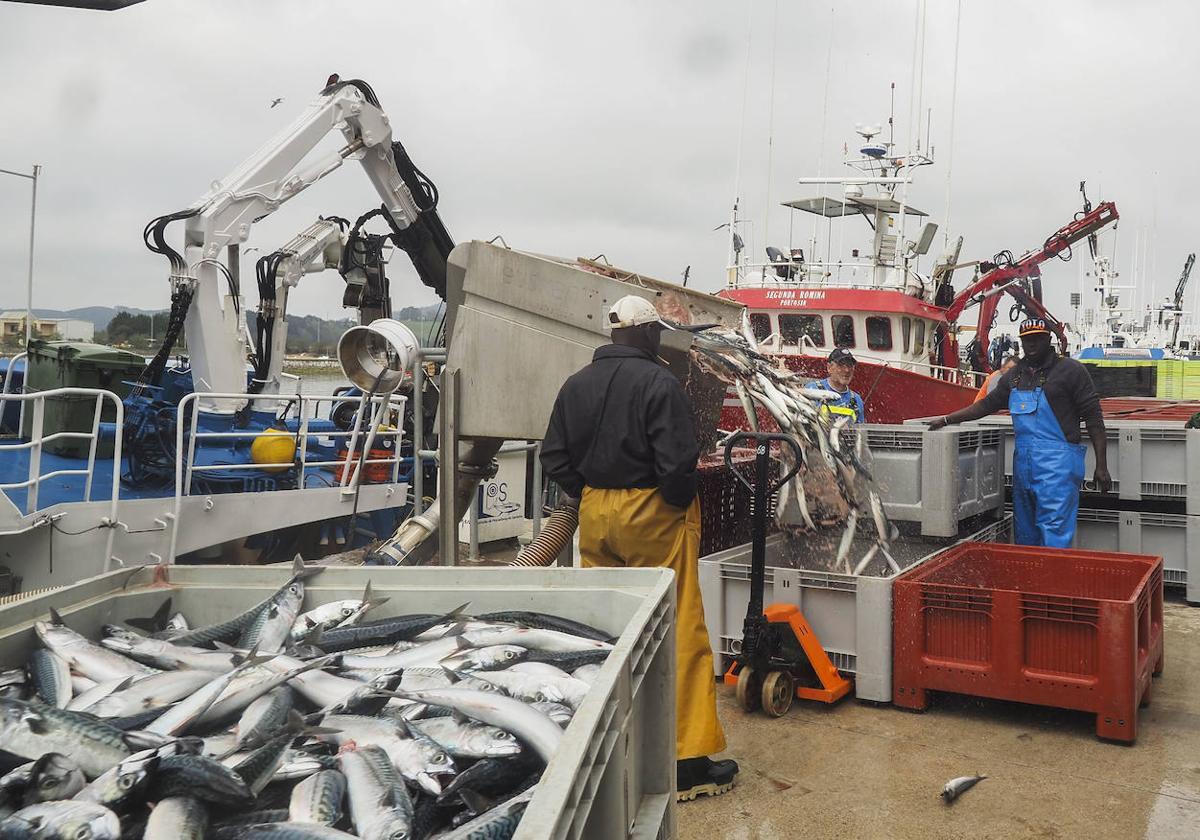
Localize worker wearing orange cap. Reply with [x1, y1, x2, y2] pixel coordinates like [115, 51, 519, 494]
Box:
[931, 317, 1110, 546]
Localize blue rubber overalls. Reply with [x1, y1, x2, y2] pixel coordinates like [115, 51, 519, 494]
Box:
[1010, 379, 1086, 547]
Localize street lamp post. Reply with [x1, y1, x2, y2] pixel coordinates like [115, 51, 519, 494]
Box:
[0, 164, 41, 348]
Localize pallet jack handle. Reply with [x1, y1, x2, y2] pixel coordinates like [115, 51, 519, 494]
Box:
[723, 432, 803, 654]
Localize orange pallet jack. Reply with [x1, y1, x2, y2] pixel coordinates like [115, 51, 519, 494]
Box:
[721, 432, 853, 716]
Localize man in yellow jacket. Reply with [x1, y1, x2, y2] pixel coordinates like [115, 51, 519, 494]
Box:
[540, 295, 736, 802]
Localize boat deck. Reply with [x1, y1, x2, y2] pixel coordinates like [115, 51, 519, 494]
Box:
[680, 595, 1200, 839]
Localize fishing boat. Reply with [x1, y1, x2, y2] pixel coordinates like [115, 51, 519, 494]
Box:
[715, 123, 978, 425]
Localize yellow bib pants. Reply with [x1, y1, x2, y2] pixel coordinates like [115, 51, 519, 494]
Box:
[579, 486, 726, 760]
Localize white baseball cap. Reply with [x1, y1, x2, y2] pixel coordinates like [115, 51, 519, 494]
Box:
[606, 295, 674, 330]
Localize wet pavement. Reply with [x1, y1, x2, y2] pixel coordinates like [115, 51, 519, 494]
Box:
[679, 595, 1200, 839]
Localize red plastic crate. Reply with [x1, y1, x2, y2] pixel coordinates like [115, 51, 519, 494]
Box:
[892, 542, 1164, 742]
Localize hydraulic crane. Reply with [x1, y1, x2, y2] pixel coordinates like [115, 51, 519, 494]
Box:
[940, 200, 1120, 373]
[1169, 253, 1196, 348]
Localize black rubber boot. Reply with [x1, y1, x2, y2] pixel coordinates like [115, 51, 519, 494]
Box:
[676, 756, 739, 802]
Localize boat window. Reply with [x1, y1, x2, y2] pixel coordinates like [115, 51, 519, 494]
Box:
[749, 313, 771, 342]
[914, 319, 927, 353]
[866, 316, 893, 351]
[901, 318, 912, 354]
[831, 315, 856, 348]
[779, 314, 824, 347]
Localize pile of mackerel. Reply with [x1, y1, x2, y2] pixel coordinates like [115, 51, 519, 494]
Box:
[691, 319, 902, 576]
[0, 560, 613, 839]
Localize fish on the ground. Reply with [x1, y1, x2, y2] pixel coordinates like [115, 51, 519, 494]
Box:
[941, 774, 986, 803]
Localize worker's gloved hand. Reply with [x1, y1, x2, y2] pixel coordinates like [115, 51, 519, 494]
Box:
[928, 416, 949, 431]
[1093, 466, 1113, 493]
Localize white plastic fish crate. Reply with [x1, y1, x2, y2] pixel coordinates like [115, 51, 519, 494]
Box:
[950, 415, 1200, 512]
[1073, 508, 1199, 603]
[858, 423, 1006, 537]
[697, 515, 1012, 703]
[0, 564, 677, 840]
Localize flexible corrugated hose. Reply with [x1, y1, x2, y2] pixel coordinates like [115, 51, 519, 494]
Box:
[508, 505, 580, 567]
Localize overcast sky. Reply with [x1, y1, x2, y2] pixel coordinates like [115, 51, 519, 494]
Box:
[1, 0, 1196, 327]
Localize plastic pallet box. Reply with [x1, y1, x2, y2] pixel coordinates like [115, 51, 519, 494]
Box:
[861, 423, 1005, 537]
[0, 564, 676, 840]
[698, 515, 1011, 702]
[1074, 507, 1200, 602]
[960, 415, 1200, 512]
[892, 542, 1164, 743]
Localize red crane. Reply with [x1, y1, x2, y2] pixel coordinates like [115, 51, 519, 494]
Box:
[940, 200, 1120, 373]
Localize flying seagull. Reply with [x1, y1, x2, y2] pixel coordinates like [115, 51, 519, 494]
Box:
[270, 98, 284, 109]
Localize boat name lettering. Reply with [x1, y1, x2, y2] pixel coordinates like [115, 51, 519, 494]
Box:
[763, 290, 826, 300]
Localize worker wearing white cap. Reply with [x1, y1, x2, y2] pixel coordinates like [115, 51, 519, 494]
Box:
[541, 294, 736, 801]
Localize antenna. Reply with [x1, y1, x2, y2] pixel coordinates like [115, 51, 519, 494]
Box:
[888, 82, 895, 148]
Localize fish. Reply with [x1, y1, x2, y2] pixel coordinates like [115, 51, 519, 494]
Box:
[529, 701, 574, 728]
[288, 769, 346, 826]
[735, 380, 760, 433]
[65, 676, 135, 713]
[124, 598, 175, 635]
[150, 754, 255, 806]
[340, 744, 414, 840]
[315, 603, 470, 653]
[0, 800, 120, 840]
[432, 786, 535, 840]
[459, 627, 612, 654]
[340, 636, 468, 671]
[522, 648, 610, 671]
[22, 754, 85, 806]
[834, 510, 859, 574]
[168, 557, 321, 647]
[439, 644, 528, 673]
[408, 716, 522, 760]
[0, 699, 133, 779]
[290, 581, 389, 642]
[320, 715, 456, 795]
[239, 824, 361, 840]
[83, 669, 215, 719]
[239, 576, 309, 653]
[74, 747, 158, 808]
[475, 612, 611, 643]
[26, 650, 71, 711]
[35, 613, 159, 683]
[227, 686, 294, 753]
[144, 795, 207, 840]
[941, 774, 986, 803]
[100, 627, 241, 672]
[145, 649, 270, 736]
[388, 687, 562, 764]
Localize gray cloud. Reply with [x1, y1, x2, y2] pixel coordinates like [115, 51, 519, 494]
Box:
[0, 0, 1197, 330]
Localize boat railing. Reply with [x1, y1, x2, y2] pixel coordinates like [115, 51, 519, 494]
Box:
[0, 352, 27, 435]
[169, 389, 408, 561]
[0, 387, 124, 560]
[727, 260, 926, 292]
[848, 352, 976, 388]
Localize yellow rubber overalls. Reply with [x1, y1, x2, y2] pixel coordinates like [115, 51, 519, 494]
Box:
[579, 486, 726, 760]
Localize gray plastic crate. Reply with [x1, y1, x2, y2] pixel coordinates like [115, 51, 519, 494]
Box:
[949, 415, 1200, 511]
[0, 564, 676, 840]
[860, 423, 1005, 537]
[697, 515, 1012, 703]
[1074, 507, 1199, 603]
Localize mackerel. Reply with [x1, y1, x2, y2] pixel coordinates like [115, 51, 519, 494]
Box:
[36, 614, 158, 683]
[144, 796, 208, 840]
[288, 769, 346, 826]
[0, 699, 132, 779]
[27, 650, 72, 710]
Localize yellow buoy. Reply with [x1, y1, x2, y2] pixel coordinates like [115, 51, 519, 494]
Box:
[250, 427, 296, 473]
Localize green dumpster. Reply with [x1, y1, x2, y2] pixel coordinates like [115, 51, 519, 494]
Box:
[20, 340, 146, 458]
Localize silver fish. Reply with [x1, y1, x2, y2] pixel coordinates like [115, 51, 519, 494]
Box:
[459, 627, 612, 654]
[240, 577, 308, 653]
[27, 650, 71, 710]
[23, 753, 85, 805]
[36, 613, 158, 683]
[941, 773, 986, 803]
[340, 636, 466, 671]
[530, 700, 574, 727]
[290, 581, 388, 642]
[0, 800, 120, 840]
[509, 662, 571, 680]
[239, 822, 361, 839]
[320, 715, 456, 795]
[146, 651, 269, 736]
[288, 769, 346, 826]
[409, 717, 522, 759]
[432, 786, 535, 840]
[572, 665, 601, 685]
[340, 744, 413, 840]
[229, 687, 294, 753]
[0, 699, 132, 779]
[84, 670, 215, 719]
[389, 687, 562, 764]
[439, 644, 527, 673]
[145, 795, 207, 840]
[66, 675, 135, 713]
[74, 747, 157, 808]
[100, 628, 239, 672]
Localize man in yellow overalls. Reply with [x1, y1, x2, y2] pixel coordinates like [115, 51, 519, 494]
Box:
[540, 295, 736, 802]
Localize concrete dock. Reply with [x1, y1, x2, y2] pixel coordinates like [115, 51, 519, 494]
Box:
[680, 596, 1200, 839]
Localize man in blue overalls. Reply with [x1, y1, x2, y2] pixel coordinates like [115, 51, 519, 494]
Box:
[930, 318, 1111, 547]
[808, 348, 865, 422]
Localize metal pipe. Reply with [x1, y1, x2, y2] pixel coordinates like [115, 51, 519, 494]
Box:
[531, 442, 543, 538]
[412, 351, 424, 515]
[438, 368, 459, 567]
[468, 488, 480, 562]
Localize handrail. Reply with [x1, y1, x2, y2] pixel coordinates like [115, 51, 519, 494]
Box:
[0, 387, 123, 568]
[169, 390, 408, 562]
[0, 352, 27, 434]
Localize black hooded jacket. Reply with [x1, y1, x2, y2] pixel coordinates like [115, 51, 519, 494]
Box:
[540, 344, 699, 508]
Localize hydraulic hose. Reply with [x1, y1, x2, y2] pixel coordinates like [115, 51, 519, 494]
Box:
[508, 503, 580, 567]
[365, 438, 504, 565]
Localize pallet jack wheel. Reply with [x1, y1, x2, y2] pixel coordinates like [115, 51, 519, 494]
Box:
[736, 668, 761, 713]
[761, 671, 794, 717]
